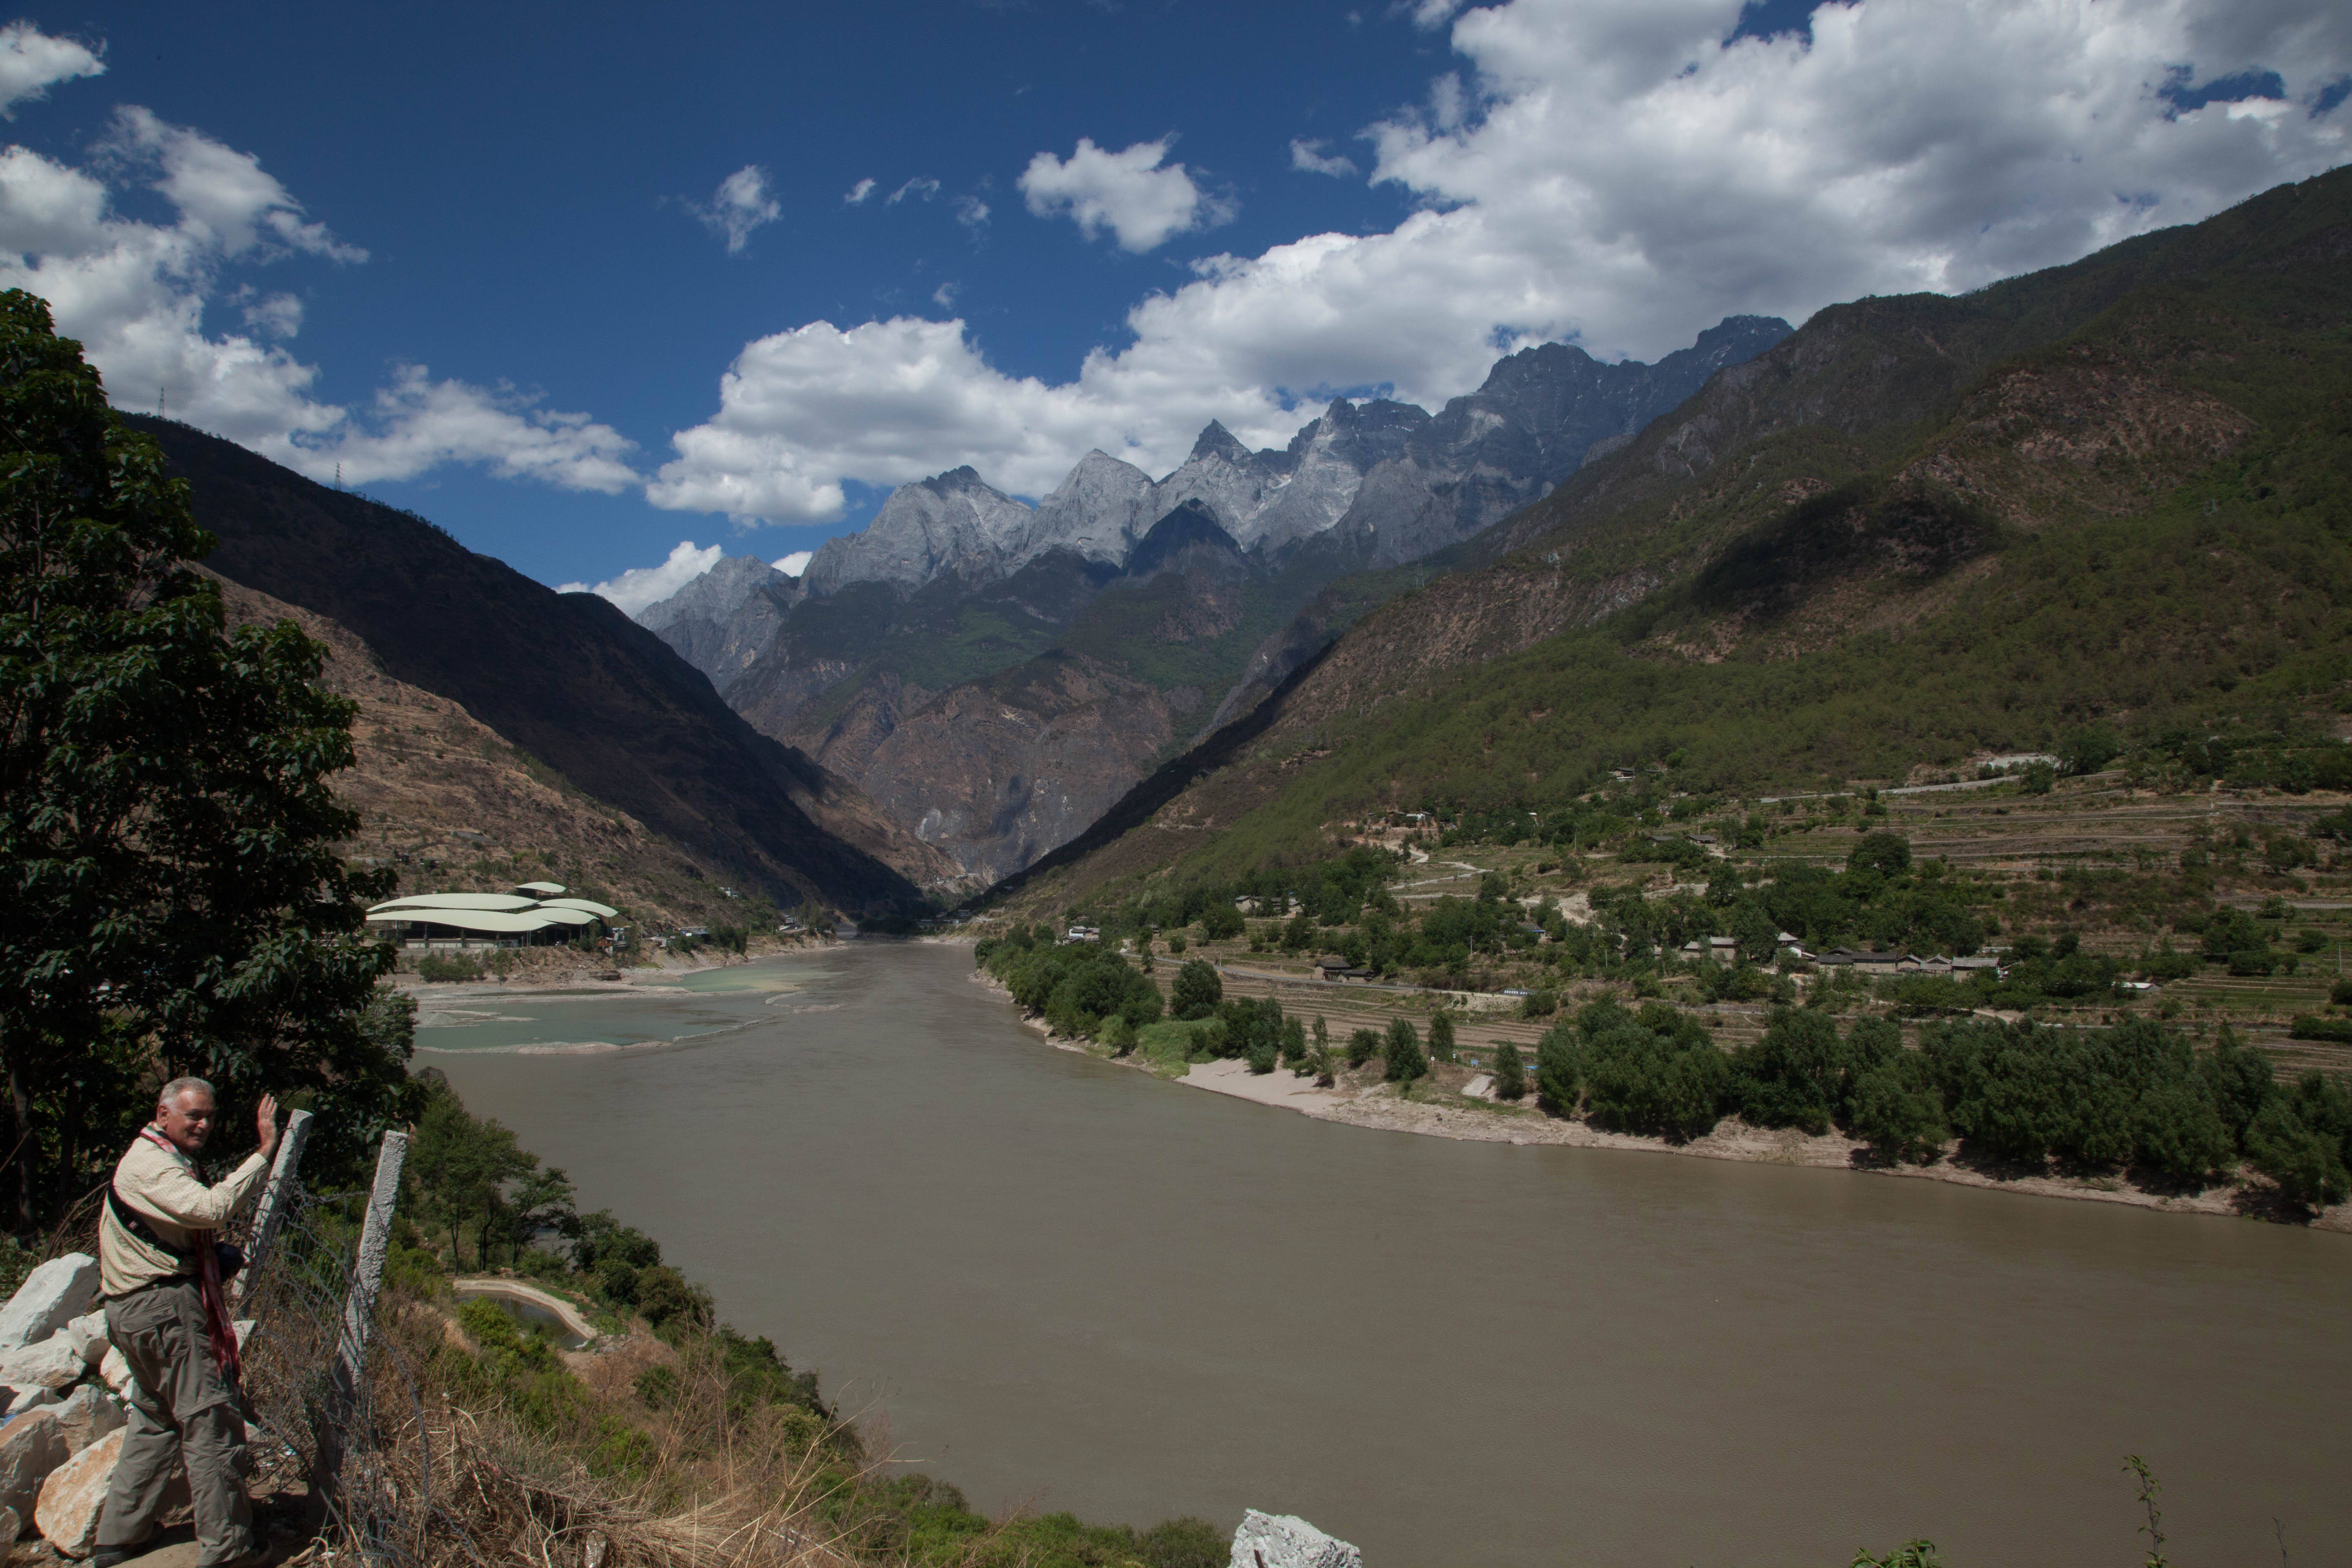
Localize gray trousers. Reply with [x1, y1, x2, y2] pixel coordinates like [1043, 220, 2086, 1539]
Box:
[98, 1280, 256, 1566]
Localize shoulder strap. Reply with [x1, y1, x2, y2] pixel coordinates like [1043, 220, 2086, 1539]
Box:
[106, 1183, 196, 1264]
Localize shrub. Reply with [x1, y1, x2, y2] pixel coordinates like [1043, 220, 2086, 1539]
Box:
[418, 952, 483, 983]
[1493, 1041, 1527, 1101]
[2333, 978, 2352, 1006]
[1197, 904, 1245, 941]
[1346, 1028, 1382, 1069]
[2227, 949, 2279, 977]
[2291, 1014, 2352, 1045]
[1519, 988, 1559, 1018]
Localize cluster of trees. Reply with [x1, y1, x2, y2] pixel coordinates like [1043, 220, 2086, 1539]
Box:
[976, 928, 1164, 1039]
[2153, 730, 2352, 794]
[1532, 1001, 2352, 1211]
[0, 292, 418, 1228]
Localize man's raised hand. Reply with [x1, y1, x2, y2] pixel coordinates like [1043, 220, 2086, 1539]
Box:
[257, 1093, 280, 1160]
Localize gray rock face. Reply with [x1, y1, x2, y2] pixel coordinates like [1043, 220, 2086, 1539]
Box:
[801, 467, 1034, 597]
[0, 1409, 64, 1524]
[0, 1338, 85, 1391]
[0, 1256, 97, 1356]
[1019, 450, 1155, 566]
[637, 554, 804, 694]
[1228, 1509, 1362, 1568]
[48, 1385, 122, 1455]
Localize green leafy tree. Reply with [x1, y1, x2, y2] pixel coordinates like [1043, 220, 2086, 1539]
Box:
[2246, 1100, 2352, 1212]
[1849, 1055, 1948, 1165]
[1427, 1009, 1458, 1062]
[1346, 1027, 1381, 1069]
[1493, 1041, 1527, 1101]
[0, 291, 410, 1221]
[1171, 959, 1223, 1020]
[1384, 1017, 1427, 1083]
[1847, 831, 1913, 877]
[1278, 1016, 1308, 1069]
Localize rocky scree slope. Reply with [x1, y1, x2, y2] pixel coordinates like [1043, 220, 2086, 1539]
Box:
[640, 318, 1791, 884]
[995, 165, 2352, 907]
[134, 419, 950, 911]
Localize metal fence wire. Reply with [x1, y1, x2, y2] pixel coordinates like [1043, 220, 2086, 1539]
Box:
[234, 1171, 449, 1565]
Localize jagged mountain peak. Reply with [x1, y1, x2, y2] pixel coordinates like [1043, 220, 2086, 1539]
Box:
[1187, 420, 1255, 463]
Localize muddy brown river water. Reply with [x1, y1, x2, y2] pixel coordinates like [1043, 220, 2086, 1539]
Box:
[423, 942, 2350, 1567]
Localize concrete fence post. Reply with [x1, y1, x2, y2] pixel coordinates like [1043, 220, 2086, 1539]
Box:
[316, 1129, 407, 1530]
[230, 1106, 313, 1313]
[334, 1129, 408, 1400]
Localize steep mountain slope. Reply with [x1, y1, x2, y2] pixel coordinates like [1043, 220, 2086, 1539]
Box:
[644, 318, 1790, 882]
[637, 554, 804, 695]
[132, 419, 952, 911]
[997, 166, 2352, 909]
[210, 574, 750, 929]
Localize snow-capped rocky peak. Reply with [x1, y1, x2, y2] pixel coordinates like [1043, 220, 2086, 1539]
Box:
[801, 466, 1034, 598]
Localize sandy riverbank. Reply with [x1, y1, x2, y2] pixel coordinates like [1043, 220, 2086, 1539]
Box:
[968, 967, 2352, 1233]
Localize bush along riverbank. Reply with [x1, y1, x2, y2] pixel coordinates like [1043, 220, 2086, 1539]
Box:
[973, 927, 2352, 1228]
[393, 1072, 1229, 1568]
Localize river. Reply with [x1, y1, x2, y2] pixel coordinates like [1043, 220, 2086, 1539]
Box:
[422, 942, 2350, 1566]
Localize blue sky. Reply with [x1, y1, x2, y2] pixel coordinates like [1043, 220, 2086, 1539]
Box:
[2, 0, 2345, 606]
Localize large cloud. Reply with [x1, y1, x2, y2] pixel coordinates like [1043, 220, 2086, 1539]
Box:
[0, 58, 635, 493]
[655, 0, 2351, 524]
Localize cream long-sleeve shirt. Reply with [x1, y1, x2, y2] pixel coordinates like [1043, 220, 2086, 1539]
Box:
[98, 1129, 268, 1298]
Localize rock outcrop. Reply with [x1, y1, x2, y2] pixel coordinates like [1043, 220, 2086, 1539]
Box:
[0, 1256, 97, 1354]
[1228, 1509, 1362, 1568]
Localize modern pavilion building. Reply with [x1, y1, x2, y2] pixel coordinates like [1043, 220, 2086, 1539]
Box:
[363, 885, 621, 950]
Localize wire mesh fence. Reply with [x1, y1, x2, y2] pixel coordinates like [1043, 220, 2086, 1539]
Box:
[235, 1173, 446, 1564]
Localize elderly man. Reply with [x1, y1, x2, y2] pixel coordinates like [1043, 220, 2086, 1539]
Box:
[93, 1078, 279, 1568]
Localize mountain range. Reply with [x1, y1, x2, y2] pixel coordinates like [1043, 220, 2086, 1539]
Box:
[635, 316, 1795, 884]
[988, 163, 2352, 912]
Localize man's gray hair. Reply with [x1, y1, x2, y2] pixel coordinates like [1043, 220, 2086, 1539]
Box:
[157, 1076, 216, 1109]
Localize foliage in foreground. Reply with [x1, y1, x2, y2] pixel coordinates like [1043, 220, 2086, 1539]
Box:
[0, 290, 415, 1227]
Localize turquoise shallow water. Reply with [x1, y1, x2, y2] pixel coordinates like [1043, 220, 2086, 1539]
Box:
[411, 958, 841, 1054]
[431, 942, 2352, 1568]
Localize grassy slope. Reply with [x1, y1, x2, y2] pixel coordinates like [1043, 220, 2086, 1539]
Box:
[997, 167, 2352, 907]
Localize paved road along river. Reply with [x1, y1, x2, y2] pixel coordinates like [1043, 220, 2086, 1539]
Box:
[423, 941, 2351, 1566]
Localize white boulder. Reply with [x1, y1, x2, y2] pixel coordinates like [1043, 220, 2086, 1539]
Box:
[59, 1312, 107, 1367]
[97, 1346, 134, 1397]
[0, 1336, 88, 1390]
[50, 1385, 123, 1454]
[4, 1385, 58, 1416]
[36, 1427, 183, 1558]
[0, 1408, 65, 1523]
[1229, 1510, 1363, 1568]
[34, 1424, 118, 1558]
[0, 1255, 98, 1354]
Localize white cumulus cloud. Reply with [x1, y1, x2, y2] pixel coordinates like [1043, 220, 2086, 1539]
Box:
[774, 549, 812, 577]
[560, 540, 722, 616]
[691, 164, 781, 254]
[0, 60, 635, 496]
[1018, 136, 1236, 252]
[655, 0, 2352, 526]
[0, 21, 102, 118]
